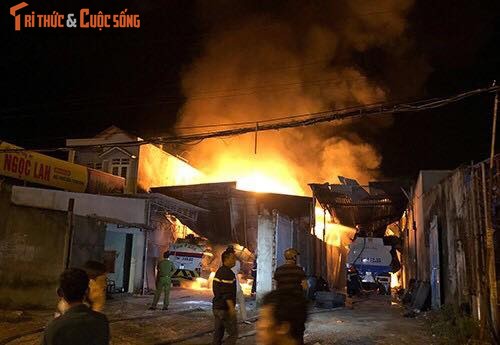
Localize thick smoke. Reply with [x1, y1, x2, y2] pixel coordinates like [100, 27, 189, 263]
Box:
[177, 0, 419, 193]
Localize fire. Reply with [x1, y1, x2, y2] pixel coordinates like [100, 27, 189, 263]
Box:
[314, 206, 356, 247]
[181, 272, 216, 291]
[236, 170, 303, 195]
[390, 272, 400, 288]
[200, 154, 305, 196]
[240, 279, 253, 296]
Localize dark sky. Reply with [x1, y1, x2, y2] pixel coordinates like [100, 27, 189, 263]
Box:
[0, 0, 499, 179]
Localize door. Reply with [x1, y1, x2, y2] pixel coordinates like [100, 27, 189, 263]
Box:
[122, 234, 133, 292]
[429, 215, 441, 309]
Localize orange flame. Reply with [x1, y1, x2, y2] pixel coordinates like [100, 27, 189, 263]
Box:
[390, 272, 400, 288]
[314, 206, 356, 247]
[200, 153, 305, 196]
[240, 279, 253, 296]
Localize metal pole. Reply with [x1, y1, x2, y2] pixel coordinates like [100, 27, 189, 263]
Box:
[142, 201, 151, 295]
[64, 198, 75, 269]
[481, 163, 498, 338]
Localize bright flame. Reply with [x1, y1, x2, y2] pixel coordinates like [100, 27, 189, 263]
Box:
[240, 279, 253, 297]
[200, 154, 305, 196]
[207, 271, 216, 290]
[314, 206, 356, 247]
[390, 272, 400, 288]
[236, 170, 303, 195]
[194, 277, 207, 290]
[181, 277, 209, 290]
[181, 272, 216, 291]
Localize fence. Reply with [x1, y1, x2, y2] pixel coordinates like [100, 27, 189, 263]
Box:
[400, 154, 500, 338]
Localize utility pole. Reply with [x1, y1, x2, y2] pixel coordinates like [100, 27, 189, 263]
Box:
[63, 198, 75, 269]
[490, 85, 498, 167]
[484, 84, 499, 339]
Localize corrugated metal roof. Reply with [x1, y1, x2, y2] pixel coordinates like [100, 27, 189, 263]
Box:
[310, 179, 408, 237]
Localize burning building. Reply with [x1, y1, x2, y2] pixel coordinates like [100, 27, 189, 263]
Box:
[310, 177, 409, 291]
[66, 126, 204, 194]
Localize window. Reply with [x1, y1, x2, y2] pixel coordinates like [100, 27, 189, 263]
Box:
[110, 158, 130, 184]
[120, 166, 128, 179]
[86, 162, 103, 170]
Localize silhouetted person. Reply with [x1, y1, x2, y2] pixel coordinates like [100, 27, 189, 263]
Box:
[42, 268, 109, 345]
[256, 289, 308, 345]
[316, 276, 329, 292]
[347, 266, 363, 297]
[274, 248, 307, 293]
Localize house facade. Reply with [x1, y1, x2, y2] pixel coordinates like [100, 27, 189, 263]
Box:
[66, 126, 203, 194]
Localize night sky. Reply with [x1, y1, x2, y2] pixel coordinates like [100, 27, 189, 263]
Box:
[0, 0, 499, 180]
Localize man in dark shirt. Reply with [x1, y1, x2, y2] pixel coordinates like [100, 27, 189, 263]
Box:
[273, 248, 308, 345]
[274, 248, 307, 292]
[212, 250, 238, 345]
[42, 268, 109, 345]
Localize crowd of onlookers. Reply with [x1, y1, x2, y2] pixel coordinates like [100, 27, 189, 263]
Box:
[42, 247, 310, 345]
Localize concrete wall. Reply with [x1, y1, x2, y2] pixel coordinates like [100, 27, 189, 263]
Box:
[256, 215, 275, 303]
[400, 171, 452, 285]
[400, 164, 496, 324]
[70, 217, 106, 268]
[0, 183, 105, 308]
[105, 231, 127, 290]
[145, 217, 176, 290]
[129, 229, 145, 293]
[11, 186, 147, 226]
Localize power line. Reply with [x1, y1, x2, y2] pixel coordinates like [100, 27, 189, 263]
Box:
[155, 85, 500, 144]
[1, 85, 497, 153]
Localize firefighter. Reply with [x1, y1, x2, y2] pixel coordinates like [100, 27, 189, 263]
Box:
[149, 252, 176, 310]
[212, 250, 238, 345]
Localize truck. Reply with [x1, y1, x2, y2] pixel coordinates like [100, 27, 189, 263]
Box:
[167, 235, 213, 285]
[346, 237, 394, 294]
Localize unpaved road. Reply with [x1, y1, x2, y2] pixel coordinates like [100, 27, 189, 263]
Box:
[1, 290, 434, 345]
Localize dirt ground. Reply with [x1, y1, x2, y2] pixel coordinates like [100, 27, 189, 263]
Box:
[0, 288, 435, 345]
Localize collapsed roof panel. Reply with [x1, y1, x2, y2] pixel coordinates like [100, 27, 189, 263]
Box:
[310, 178, 408, 237]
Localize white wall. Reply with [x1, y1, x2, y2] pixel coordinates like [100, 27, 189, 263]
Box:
[105, 224, 145, 293]
[105, 231, 126, 290]
[256, 215, 275, 304]
[11, 186, 147, 226]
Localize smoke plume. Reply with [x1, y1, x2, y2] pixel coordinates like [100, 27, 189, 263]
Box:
[176, 0, 420, 194]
